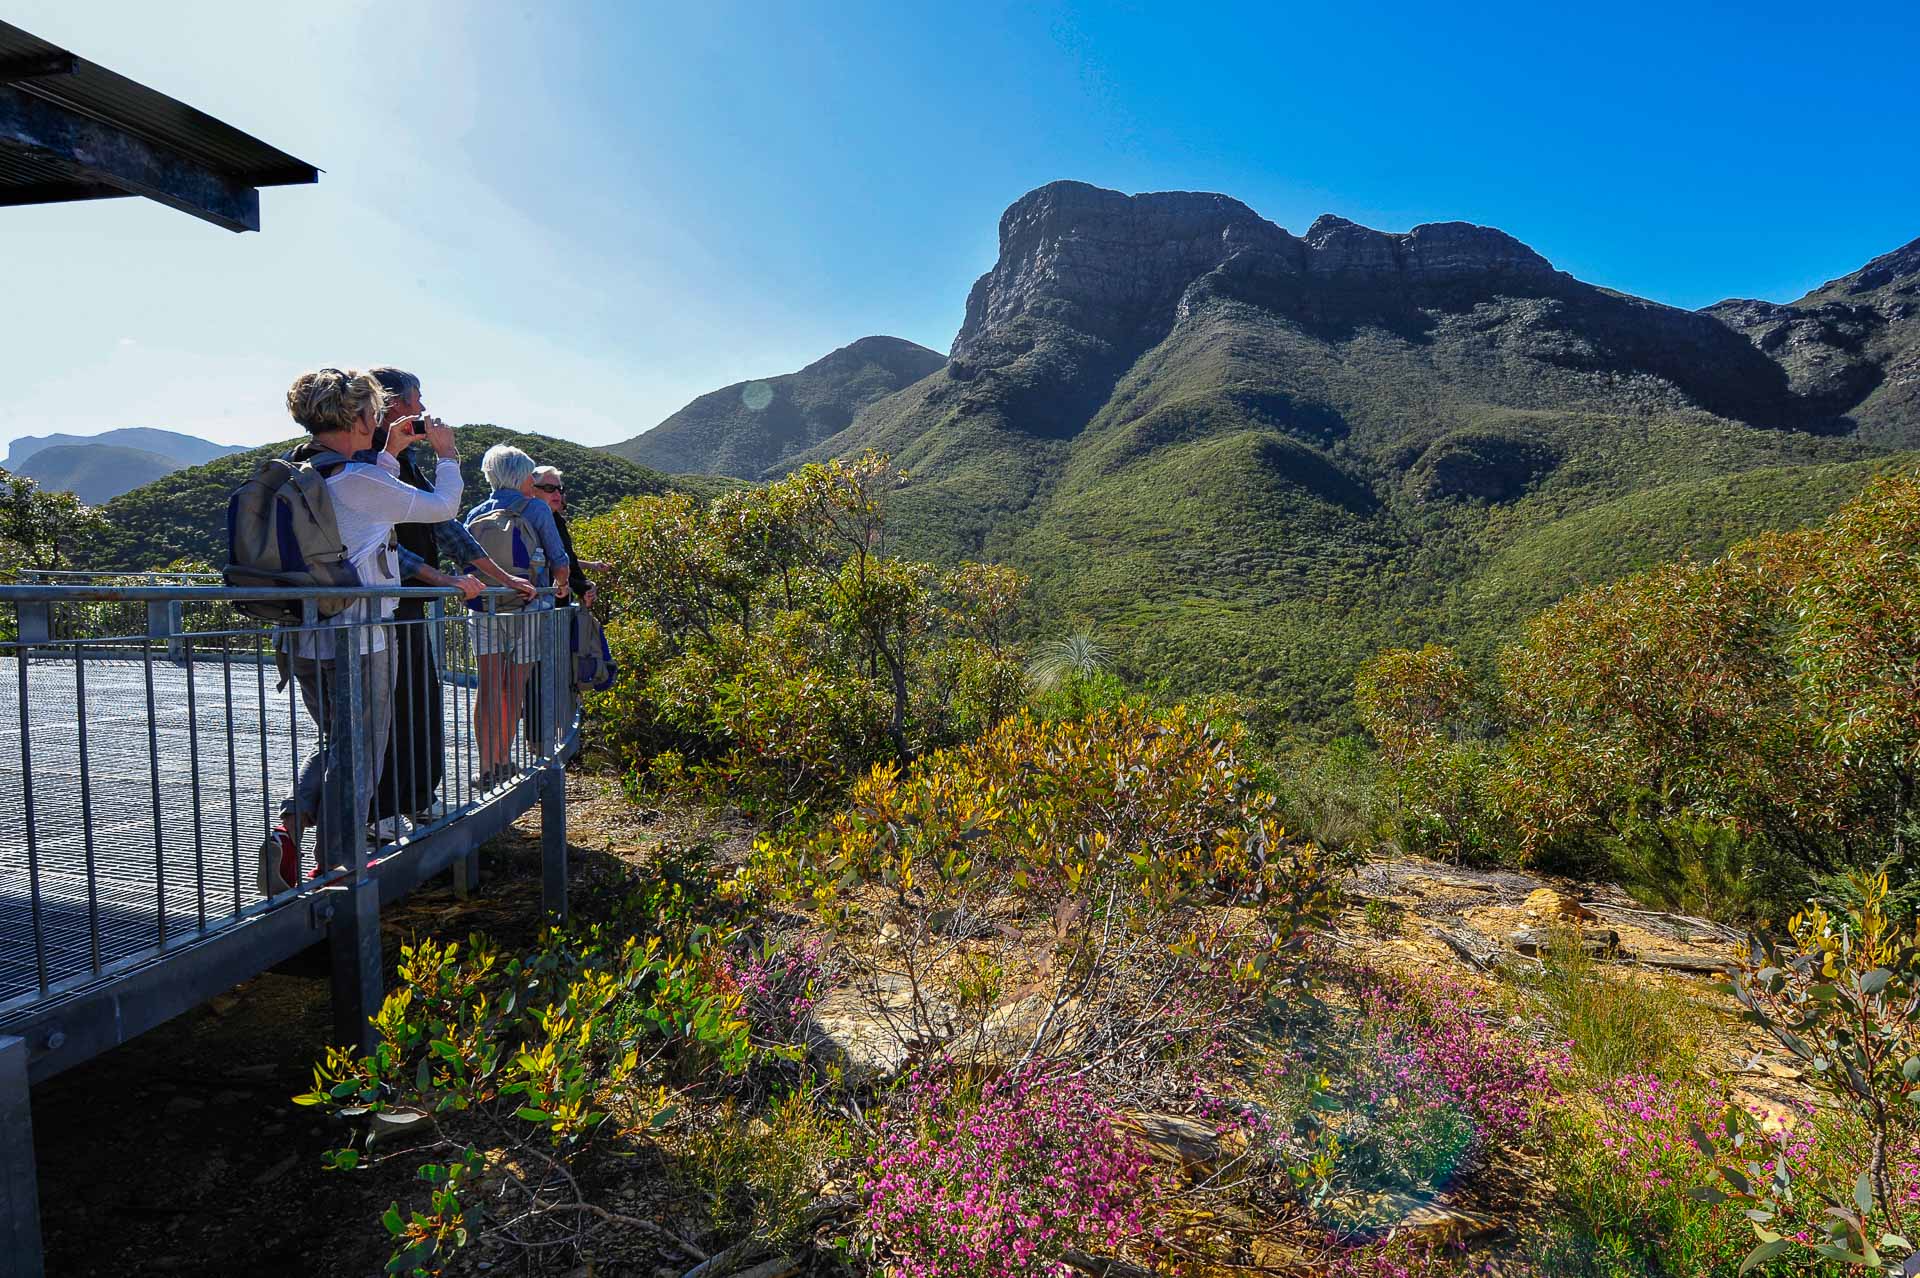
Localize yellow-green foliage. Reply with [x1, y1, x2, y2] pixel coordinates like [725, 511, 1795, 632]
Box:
[576, 452, 1027, 804]
[745, 705, 1336, 1022]
[756, 704, 1308, 907]
[296, 921, 751, 1277]
[1355, 469, 1920, 911]
[681, 1092, 850, 1244]
[1354, 644, 1504, 864]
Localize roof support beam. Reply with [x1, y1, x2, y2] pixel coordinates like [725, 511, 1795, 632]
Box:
[0, 51, 75, 85]
[0, 82, 259, 231]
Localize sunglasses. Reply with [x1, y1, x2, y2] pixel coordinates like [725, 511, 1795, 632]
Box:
[533, 483, 564, 494]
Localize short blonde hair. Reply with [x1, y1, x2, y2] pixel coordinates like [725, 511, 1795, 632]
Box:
[286, 367, 386, 434]
[481, 443, 535, 491]
[531, 465, 562, 484]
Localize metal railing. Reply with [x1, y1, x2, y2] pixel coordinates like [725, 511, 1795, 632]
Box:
[0, 579, 582, 1278]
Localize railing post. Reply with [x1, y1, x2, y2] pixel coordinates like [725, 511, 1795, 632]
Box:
[0, 1035, 45, 1278]
[445, 594, 480, 897]
[546, 603, 566, 757]
[324, 621, 381, 1054]
[145, 599, 184, 661]
[541, 765, 567, 921]
[540, 602, 567, 919]
[15, 602, 50, 648]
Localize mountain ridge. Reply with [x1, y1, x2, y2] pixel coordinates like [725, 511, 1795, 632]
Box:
[18, 444, 185, 505]
[4, 427, 243, 473]
[603, 335, 945, 478]
[769, 182, 1915, 721]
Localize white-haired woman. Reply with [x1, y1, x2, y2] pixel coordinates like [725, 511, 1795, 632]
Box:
[463, 444, 570, 787]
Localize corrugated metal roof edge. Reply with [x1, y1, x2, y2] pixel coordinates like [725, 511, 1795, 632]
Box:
[0, 19, 318, 187]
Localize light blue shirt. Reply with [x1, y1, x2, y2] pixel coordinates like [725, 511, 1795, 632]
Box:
[464, 488, 570, 574]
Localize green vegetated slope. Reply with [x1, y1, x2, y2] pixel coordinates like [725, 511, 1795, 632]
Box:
[87, 425, 687, 571]
[781, 184, 1916, 727]
[602, 335, 946, 479]
[19, 443, 185, 505]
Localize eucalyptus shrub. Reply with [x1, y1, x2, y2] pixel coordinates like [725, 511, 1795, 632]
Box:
[576, 452, 1027, 807]
[298, 918, 753, 1276]
[741, 705, 1337, 1083]
[1700, 872, 1920, 1273]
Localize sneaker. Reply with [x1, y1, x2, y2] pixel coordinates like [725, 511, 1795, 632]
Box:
[258, 825, 299, 895]
[411, 800, 447, 825]
[370, 816, 411, 845]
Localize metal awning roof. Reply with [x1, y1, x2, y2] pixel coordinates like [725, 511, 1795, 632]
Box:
[0, 20, 317, 231]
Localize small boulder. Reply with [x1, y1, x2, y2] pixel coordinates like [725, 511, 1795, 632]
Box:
[1523, 887, 1596, 922]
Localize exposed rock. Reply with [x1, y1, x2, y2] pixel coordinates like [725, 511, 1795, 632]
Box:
[952, 181, 1558, 367]
[1118, 1110, 1224, 1172]
[805, 973, 952, 1082]
[1429, 925, 1502, 971]
[1510, 925, 1621, 957]
[1320, 1188, 1505, 1244]
[1389, 1198, 1506, 1246]
[972, 991, 1084, 1062]
[806, 976, 1082, 1078]
[1523, 887, 1597, 923]
[1632, 950, 1733, 975]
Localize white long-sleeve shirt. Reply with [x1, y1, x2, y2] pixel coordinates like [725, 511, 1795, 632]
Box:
[289, 454, 464, 658]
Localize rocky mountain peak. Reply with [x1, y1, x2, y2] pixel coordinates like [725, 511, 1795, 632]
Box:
[953, 183, 1559, 361]
[1831, 235, 1920, 297]
[1304, 213, 1554, 281]
[954, 182, 1289, 361]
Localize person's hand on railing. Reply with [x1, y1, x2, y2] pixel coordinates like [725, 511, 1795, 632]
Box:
[452, 574, 484, 602]
[502, 574, 537, 603]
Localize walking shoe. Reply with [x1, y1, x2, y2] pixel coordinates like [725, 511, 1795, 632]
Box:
[258, 825, 299, 896]
[370, 815, 411, 845]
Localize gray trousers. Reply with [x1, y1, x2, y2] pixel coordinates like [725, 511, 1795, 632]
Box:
[282, 643, 397, 861]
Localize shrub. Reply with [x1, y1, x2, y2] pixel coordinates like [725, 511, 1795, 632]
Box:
[682, 1091, 851, 1246]
[1355, 470, 1920, 916]
[1356, 969, 1559, 1147]
[576, 452, 1028, 806]
[860, 1064, 1162, 1277]
[1272, 733, 1388, 858]
[295, 920, 752, 1275]
[1542, 1074, 1769, 1277]
[716, 930, 845, 1049]
[742, 705, 1336, 1075]
[1354, 645, 1507, 864]
[1260, 967, 1563, 1231]
[1706, 871, 1920, 1271]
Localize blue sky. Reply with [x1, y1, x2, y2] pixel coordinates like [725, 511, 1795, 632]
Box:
[3, 0, 1916, 453]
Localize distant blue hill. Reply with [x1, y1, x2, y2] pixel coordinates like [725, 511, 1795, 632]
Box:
[3, 428, 244, 473]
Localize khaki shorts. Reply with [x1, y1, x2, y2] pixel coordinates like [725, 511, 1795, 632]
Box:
[471, 610, 538, 664]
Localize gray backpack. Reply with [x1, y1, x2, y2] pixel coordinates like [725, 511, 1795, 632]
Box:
[465, 495, 542, 612]
[222, 447, 361, 625]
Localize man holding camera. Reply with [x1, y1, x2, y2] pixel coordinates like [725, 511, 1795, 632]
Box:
[366, 367, 534, 836]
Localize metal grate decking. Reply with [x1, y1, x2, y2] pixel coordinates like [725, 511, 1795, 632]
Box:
[0, 626, 511, 1011]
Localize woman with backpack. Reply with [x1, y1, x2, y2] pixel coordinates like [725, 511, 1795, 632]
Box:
[464, 444, 570, 789]
[251, 368, 467, 894]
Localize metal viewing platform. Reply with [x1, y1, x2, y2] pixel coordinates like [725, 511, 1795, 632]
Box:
[0, 577, 581, 1278]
